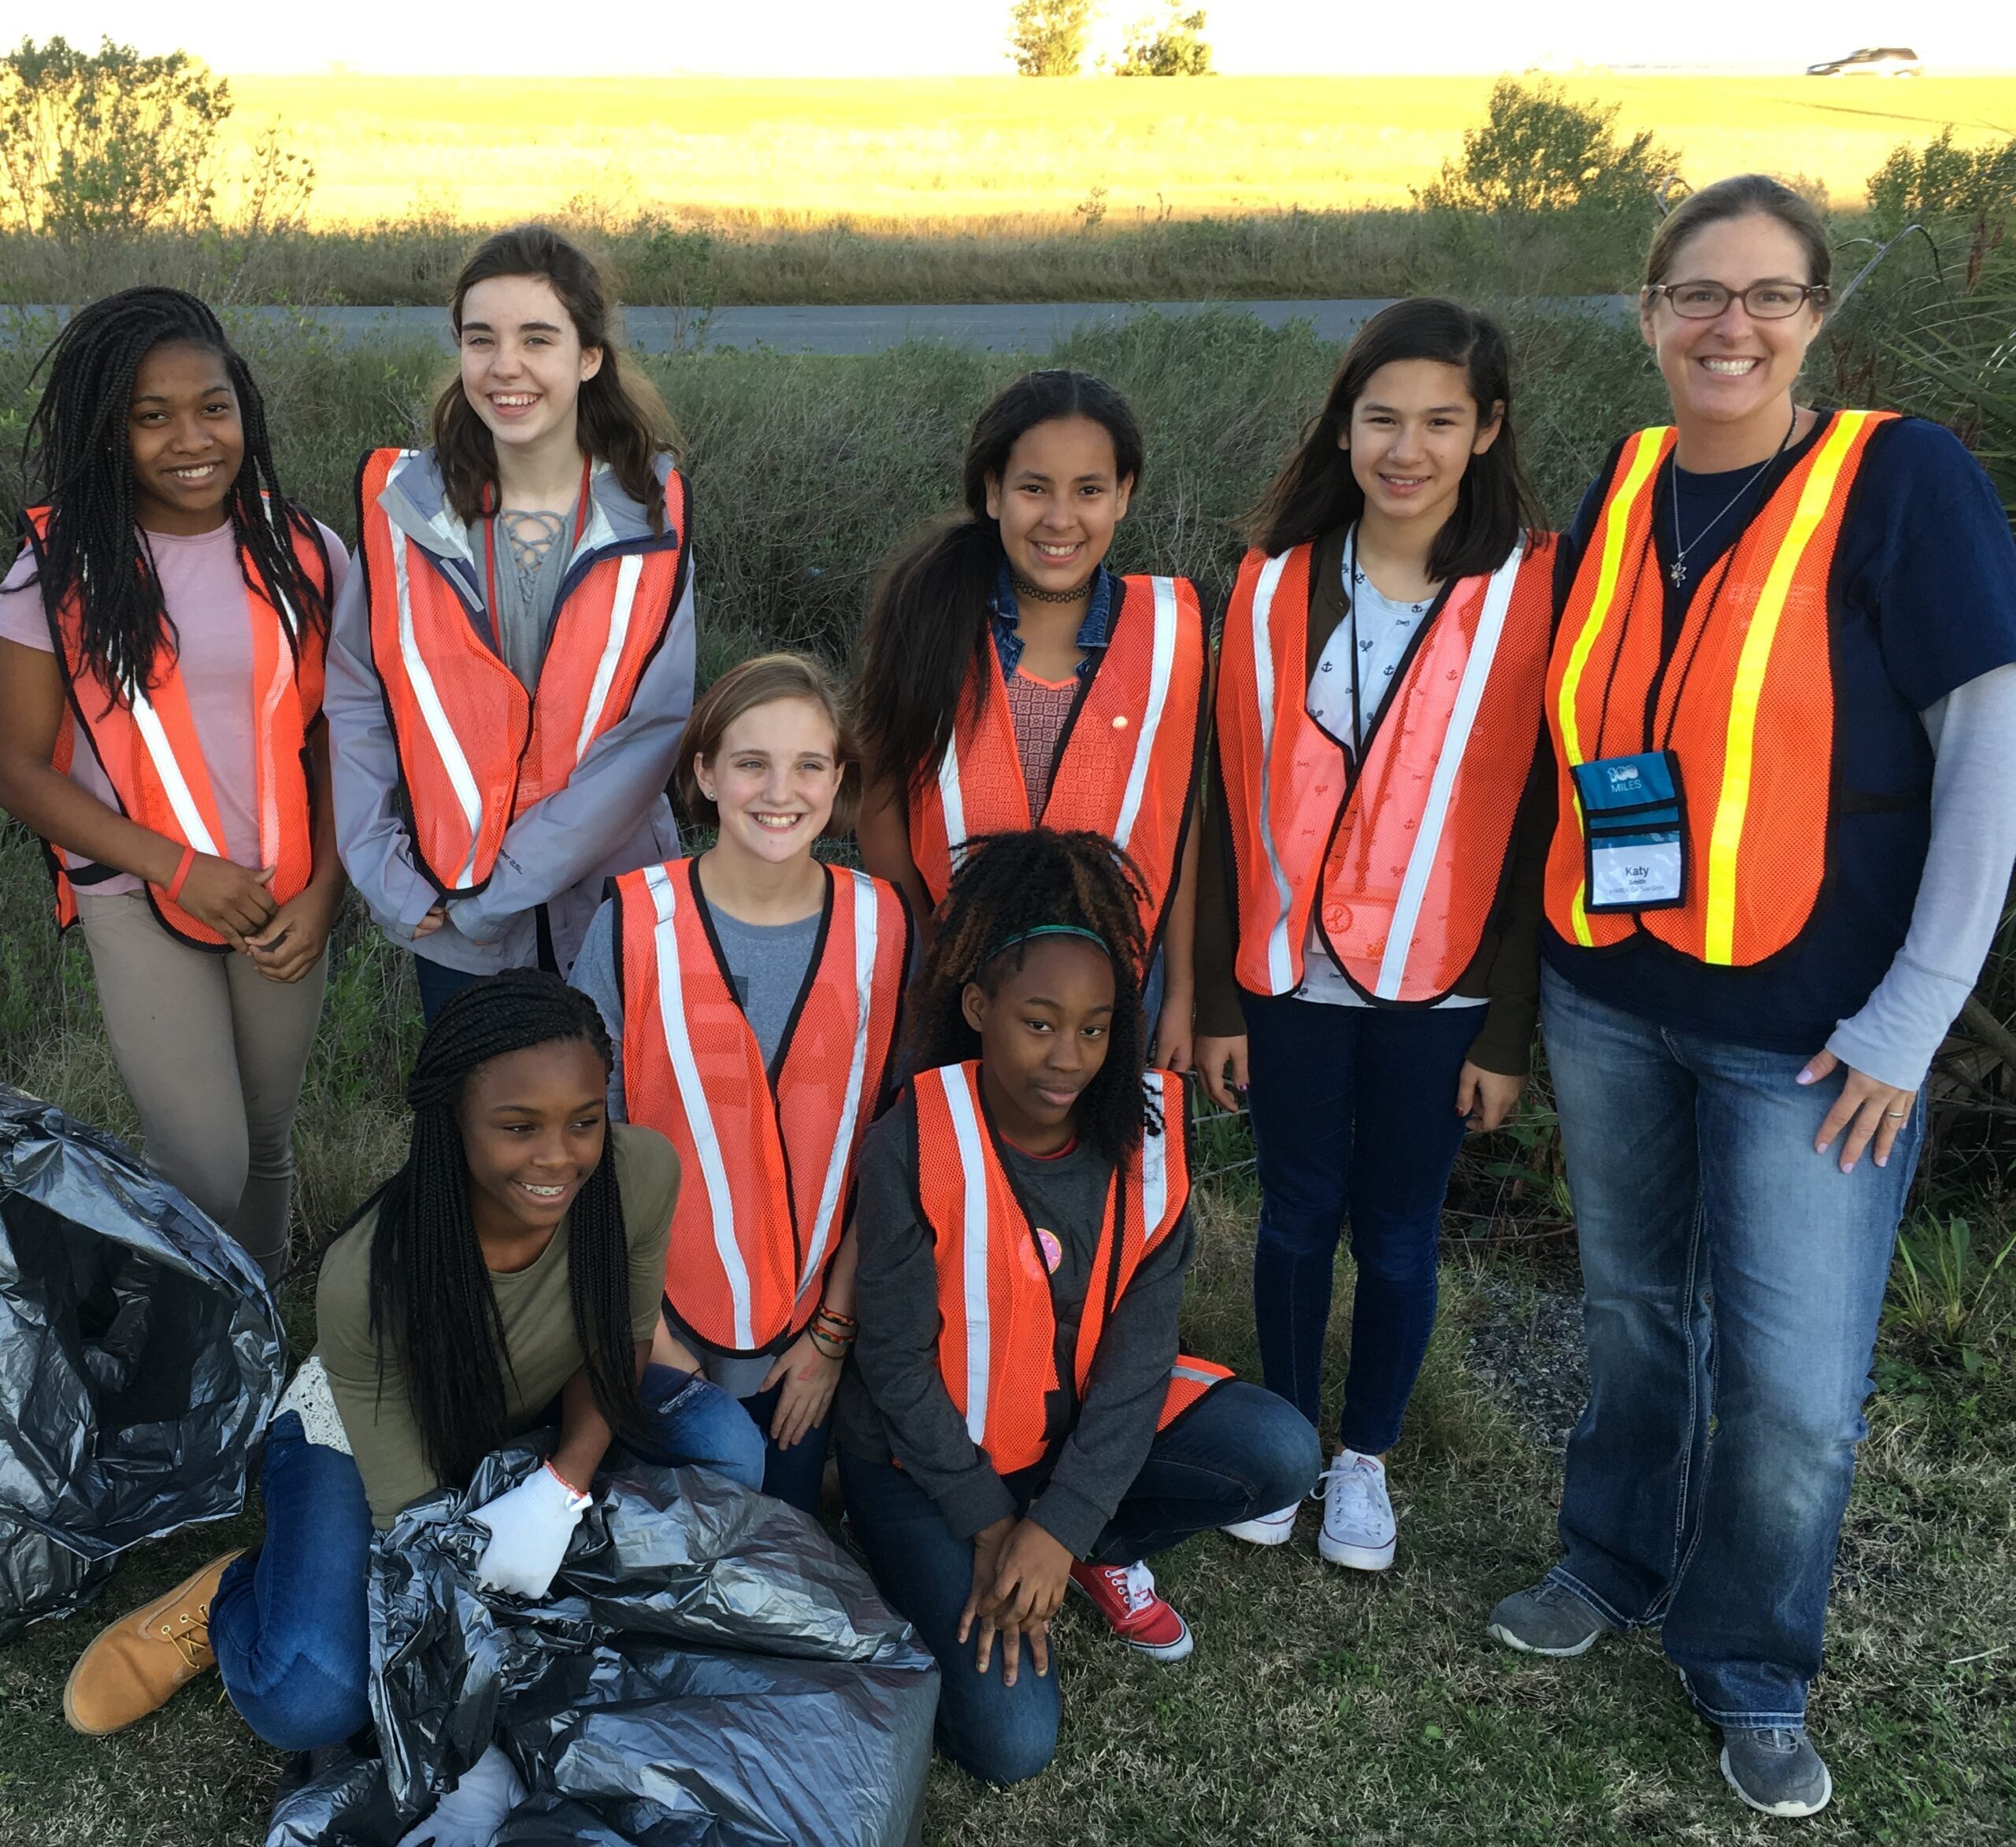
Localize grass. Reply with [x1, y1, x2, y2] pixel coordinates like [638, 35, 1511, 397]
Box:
[8, 72, 2016, 307]
[1, 312, 2013, 1845]
[213, 74, 2016, 223]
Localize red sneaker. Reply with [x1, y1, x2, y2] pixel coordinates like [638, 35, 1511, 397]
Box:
[1067, 1559, 1193, 1662]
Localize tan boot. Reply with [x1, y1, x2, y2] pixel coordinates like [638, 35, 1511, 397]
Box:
[62, 1550, 243, 1736]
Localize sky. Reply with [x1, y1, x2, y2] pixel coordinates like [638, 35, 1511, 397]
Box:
[32, 0, 2016, 77]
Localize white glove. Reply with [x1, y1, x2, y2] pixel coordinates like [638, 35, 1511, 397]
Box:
[470, 1463, 590, 1601]
[394, 1742, 527, 1847]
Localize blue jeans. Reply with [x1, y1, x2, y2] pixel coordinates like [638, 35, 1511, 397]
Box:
[1540, 966, 1923, 1727]
[212, 1365, 765, 1750]
[736, 1381, 831, 1517]
[1240, 990, 1481, 1454]
[839, 1380, 1318, 1786]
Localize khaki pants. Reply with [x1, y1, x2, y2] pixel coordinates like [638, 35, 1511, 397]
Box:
[77, 892, 328, 1284]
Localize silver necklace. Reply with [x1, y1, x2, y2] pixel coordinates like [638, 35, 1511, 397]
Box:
[1669, 404, 1799, 587]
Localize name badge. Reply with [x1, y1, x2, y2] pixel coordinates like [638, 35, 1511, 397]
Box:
[1570, 751, 1687, 912]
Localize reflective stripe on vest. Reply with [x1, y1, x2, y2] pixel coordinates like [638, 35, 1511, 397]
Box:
[25, 504, 326, 950]
[908, 574, 1205, 955]
[1545, 411, 1893, 966]
[357, 447, 690, 897]
[1217, 536, 1554, 1002]
[914, 1062, 1229, 1476]
[614, 858, 908, 1354]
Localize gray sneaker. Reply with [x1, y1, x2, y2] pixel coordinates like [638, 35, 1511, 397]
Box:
[1721, 1728, 1833, 1818]
[1485, 1579, 1610, 1657]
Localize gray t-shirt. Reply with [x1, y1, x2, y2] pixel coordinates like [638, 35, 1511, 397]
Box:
[490, 509, 571, 689]
[570, 888, 823, 1398]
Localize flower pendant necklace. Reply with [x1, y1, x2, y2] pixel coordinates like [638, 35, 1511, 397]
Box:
[1669, 403, 1799, 588]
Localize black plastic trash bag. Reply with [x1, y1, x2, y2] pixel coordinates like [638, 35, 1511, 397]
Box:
[0, 1086, 285, 1639]
[269, 1450, 938, 1847]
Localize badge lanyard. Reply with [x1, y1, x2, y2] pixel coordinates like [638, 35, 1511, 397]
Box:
[484, 456, 594, 620]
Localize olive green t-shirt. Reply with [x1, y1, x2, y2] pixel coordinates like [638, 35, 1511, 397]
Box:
[314, 1121, 678, 1527]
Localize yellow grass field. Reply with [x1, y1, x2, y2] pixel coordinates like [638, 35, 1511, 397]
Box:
[224, 72, 2016, 229]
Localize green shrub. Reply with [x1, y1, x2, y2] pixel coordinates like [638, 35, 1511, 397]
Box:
[1116, 6, 1214, 77]
[1867, 126, 2016, 235]
[1007, 0, 1095, 77]
[1417, 77, 1680, 220]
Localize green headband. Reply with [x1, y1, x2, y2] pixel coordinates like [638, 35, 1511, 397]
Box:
[980, 924, 1112, 970]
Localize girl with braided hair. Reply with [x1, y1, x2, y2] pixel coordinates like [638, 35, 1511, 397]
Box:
[327, 225, 697, 1025]
[855, 368, 1208, 1067]
[834, 827, 1317, 1786]
[0, 286, 347, 1283]
[62, 971, 763, 1830]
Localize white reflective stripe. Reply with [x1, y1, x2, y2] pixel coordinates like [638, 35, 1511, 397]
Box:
[1248, 553, 1298, 992]
[124, 683, 219, 857]
[1139, 1072, 1170, 1243]
[797, 872, 877, 1299]
[1110, 576, 1178, 850]
[935, 735, 969, 868]
[573, 553, 644, 765]
[939, 1067, 993, 1446]
[1170, 1362, 1221, 1387]
[1373, 539, 1525, 1000]
[254, 627, 293, 868]
[391, 526, 487, 889]
[644, 864, 754, 1350]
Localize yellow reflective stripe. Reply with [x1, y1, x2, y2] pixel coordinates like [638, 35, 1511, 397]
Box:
[1555, 428, 1669, 945]
[1703, 411, 1869, 964]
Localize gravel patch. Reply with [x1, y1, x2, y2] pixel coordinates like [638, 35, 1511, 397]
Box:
[1460, 1271, 1590, 1453]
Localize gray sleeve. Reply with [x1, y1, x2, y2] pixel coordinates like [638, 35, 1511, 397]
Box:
[1826, 662, 2016, 1090]
[571, 897, 627, 1122]
[1025, 1201, 1192, 1558]
[324, 557, 442, 935]
[850, 1112, 1017, 1541]
[447, 562, 697, 944]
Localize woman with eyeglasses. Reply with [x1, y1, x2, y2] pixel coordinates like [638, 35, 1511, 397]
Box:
[1485, 174, 2016, 1820]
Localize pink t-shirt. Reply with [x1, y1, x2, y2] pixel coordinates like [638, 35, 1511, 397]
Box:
[0, 519, 350, 895]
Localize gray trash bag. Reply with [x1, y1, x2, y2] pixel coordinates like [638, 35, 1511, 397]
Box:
[268, 1449, 938, 1847]
[0, 1086, 285, 1640]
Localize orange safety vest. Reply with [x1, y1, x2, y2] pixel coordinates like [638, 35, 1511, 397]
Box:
[1217, 535, 1554, 1002]
[913, 1061, 1232, 1478]
[613, 857, 910, 1355]
[20, 505, 328, 951]
[1546, 410, 1895, 966]
[907, 574, 1206, 957]
[355, 447, 691, 898]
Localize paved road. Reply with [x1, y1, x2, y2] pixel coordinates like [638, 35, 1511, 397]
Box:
[7, 298, 1629, 357]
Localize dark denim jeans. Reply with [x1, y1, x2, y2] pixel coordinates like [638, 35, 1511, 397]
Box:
[1540, 966, 1924, 1727]
[1239, 989, 1480, 1454]
[839, 1379, 1319, 1786]
[412, 954, 482, 1027]
[211, 1364, 766, 1750]
[736, 1381, 831, 1517]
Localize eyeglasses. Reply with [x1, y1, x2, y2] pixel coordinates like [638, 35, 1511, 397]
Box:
[1644, 280, 1830, 320]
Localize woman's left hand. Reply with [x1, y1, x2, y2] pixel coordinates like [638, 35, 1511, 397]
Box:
[1455, 1061, 1525, 1134]
[761, 1331, 843, 1449]
[245, 882, 343, 984]
[1798, 1049, 1916, 1173]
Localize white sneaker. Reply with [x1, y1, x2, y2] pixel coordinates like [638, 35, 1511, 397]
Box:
[1317, 1449, 1396, 1571]
[1221, 1502, 1299, 1546]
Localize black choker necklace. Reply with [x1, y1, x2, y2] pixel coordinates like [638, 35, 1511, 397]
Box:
[1010, 572, 1089, 605]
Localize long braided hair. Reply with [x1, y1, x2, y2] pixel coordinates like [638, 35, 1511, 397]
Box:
[18, 287, 332, 703]
[907, 828, 1154, 1166]
[365, 971, 645, 1488]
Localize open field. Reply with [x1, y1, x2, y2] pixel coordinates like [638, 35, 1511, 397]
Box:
[217, 73, 2016, 225]
[1, 310, 2012, 1845]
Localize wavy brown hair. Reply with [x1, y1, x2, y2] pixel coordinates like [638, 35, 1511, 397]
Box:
[432, 225, 679, 530]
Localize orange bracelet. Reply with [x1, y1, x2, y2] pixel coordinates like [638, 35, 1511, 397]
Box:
[543, 1458, 589, 1501]
[164, 845, 197, 905]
